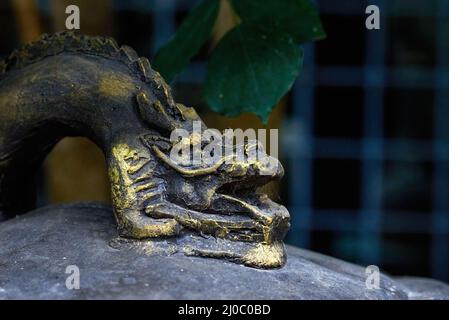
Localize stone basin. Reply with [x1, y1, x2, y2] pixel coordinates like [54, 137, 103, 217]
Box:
[0, 202, 448, 299]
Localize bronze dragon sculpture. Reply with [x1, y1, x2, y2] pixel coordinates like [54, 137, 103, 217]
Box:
[0, 32, 290, 268]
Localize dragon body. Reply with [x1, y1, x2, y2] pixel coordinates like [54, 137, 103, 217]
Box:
[0, 32, 290, 268]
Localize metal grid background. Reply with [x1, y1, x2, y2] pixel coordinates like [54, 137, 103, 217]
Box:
[151, 0, 449, 281]
[286, 0, 449, 281]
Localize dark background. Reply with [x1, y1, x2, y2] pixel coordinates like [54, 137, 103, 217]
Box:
[0, 0, 448, 282]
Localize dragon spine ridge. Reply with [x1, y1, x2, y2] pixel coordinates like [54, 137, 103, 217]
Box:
[0, 31, 180, 119]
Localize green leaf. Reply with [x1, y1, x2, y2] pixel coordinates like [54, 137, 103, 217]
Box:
[230, 0, 325, 43]
[204, 25, 303, 123]
[153, 0, 220, 82]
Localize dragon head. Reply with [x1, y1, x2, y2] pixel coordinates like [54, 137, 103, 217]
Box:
[108, 75, 290, 268]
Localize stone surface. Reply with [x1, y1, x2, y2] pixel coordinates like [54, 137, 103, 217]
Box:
[0, 202, 448, 300]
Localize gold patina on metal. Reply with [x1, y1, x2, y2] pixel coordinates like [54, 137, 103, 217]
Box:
[0, 32, 290, 268]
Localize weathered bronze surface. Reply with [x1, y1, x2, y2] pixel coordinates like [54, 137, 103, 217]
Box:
[0, 32, 290, 268]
